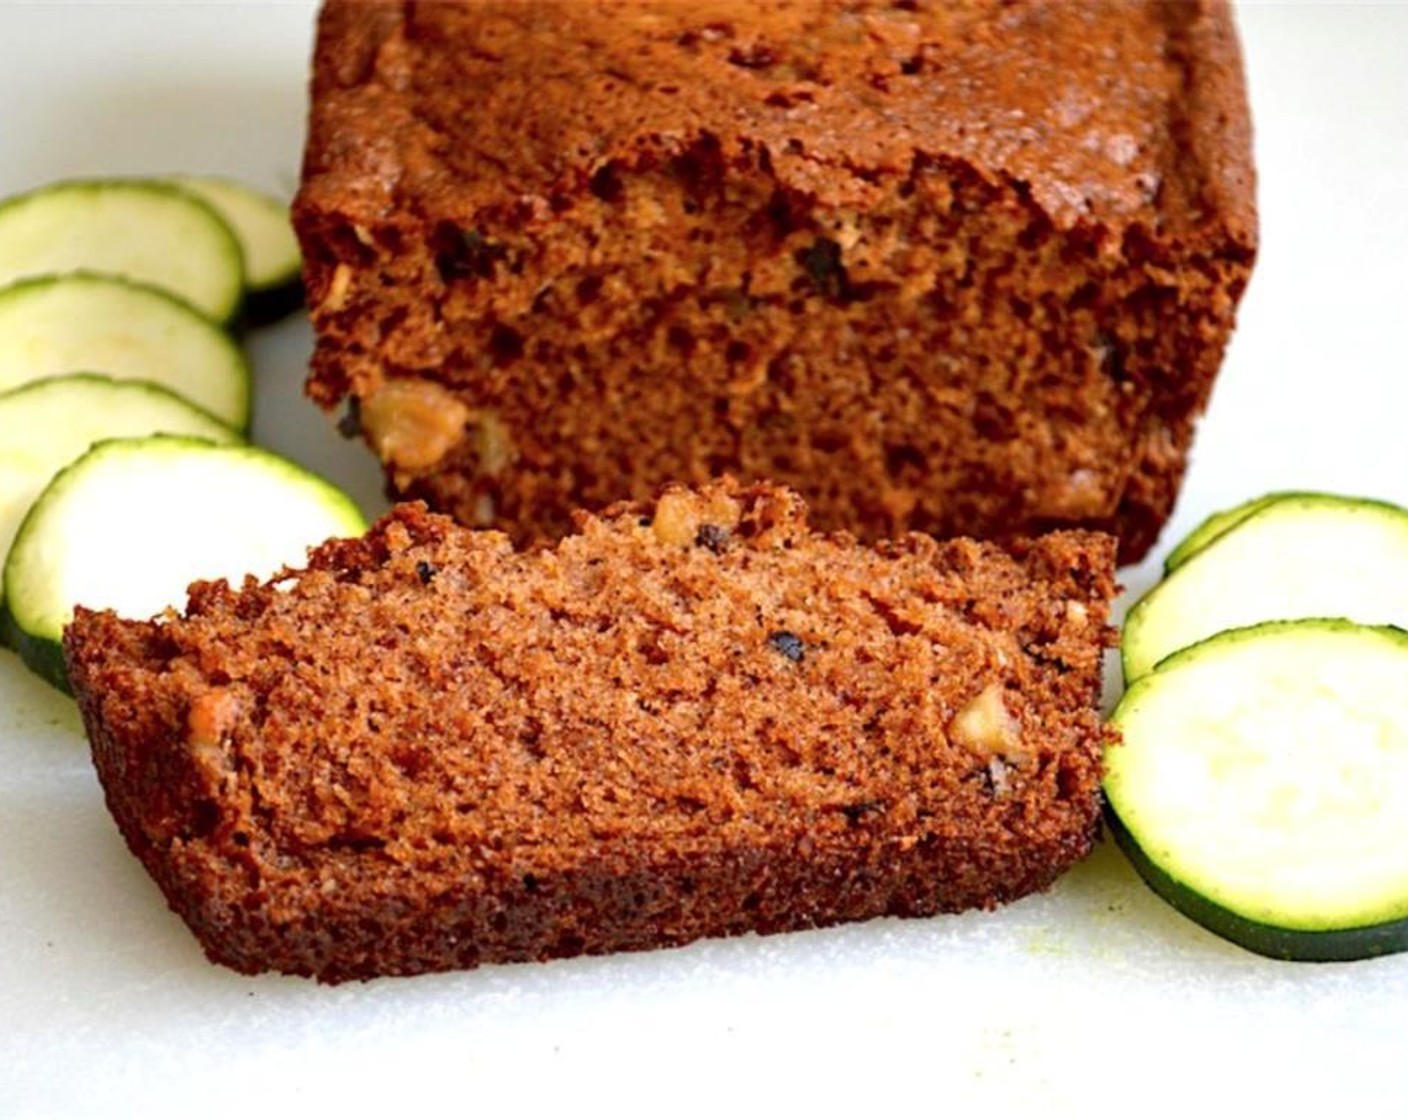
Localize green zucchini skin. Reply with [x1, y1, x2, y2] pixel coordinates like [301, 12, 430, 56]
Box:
[0, 272, 252, 430]
[1107, 619, 1408, 962]
[0, 599, 67, 692]
[1123, 493, 1408, 683]
[0, 372, 242, 618]
[5, 434, 367, 694]
[1162, 492, 1305, 573]
[0, 179, 245, 325]
[1106, 811, 1408, 962]
[170, 175, 303, 327]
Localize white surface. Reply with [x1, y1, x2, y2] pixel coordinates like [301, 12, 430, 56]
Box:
[3, 3, 1408, 1115]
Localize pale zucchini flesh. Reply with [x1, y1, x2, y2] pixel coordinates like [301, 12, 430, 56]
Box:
[3, 435, 366, 691]
[0, 374, 240, 612]
[1107, 620, 1408, 960]
[1123, 494, 1408, 682]
[0, 179, 244, 323]
[1162, 492, 1309, 573]
[0, 272, 251, 429]
[170, 175, 300, 294]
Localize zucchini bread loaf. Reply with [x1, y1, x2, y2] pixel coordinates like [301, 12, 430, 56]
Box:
[295, 0, 1256, 563]
[66, 481, 1116, 982]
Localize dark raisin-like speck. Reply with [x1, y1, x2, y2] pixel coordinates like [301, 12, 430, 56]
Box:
[768, 630, 805, 662]
[337, 397, 362, 439]
[797, 236, 850, 301]
[434, 224, 509, 283]
[416, 560, 437, 585]
[728, 43, 778, 69]
[695, 523, 730, 553]
[840, 800, 884, 824]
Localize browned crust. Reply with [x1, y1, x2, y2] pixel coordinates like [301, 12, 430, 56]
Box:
[1103, 0, 1257, 555]
[294, 0, 1255, 564]
[67, 482, 1117, 982]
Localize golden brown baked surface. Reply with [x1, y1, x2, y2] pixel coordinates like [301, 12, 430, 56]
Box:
[66, 482, 1116, 982]
[296, 0, 1255, 563]
[296, 1, 1255, 563]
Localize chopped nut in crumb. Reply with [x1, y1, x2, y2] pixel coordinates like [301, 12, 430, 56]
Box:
[471, 492, 496, 526]
[986, 757, 1012, 797]
[950, 683, 1023, 758]
[361, 379, 471, 471]
[652, 488, 742, 546]
[652, 491, 698, 545]
[322, 263, 353, 312]
[468, 409, 516, 476]
[187, 688, 239, 754]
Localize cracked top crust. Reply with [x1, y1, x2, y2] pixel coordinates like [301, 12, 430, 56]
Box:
[300, 0, 1255, 244]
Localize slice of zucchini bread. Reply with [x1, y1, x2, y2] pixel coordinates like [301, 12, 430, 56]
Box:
[66, 481, 1116, 982]
[294, 0, 1256, 562]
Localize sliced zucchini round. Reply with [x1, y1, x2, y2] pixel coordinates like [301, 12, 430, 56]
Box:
[2, 434, 367, 692]
[1123, 493, 1408, 682]
[0, 374, 241, 614]
[0, 179, 244, 324]
[170, 175, 302, 323]
[1107, 620, 1408, 961]
[1162, 492, 1306, 573]
[0, 272, 251, 430]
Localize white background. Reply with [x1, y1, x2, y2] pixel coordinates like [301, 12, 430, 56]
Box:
[2, 2, 1407, 1115]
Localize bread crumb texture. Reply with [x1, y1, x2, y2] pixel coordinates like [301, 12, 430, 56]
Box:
[67, 481, 1117, 982]
[295, 0, 1256, 562]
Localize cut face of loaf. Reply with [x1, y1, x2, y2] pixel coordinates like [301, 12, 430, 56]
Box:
[295, 0, 1256, 562]
[66, 481, 1116, 982]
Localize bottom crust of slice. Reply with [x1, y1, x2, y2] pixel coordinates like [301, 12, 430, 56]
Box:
[66, 481, 1117, 982]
